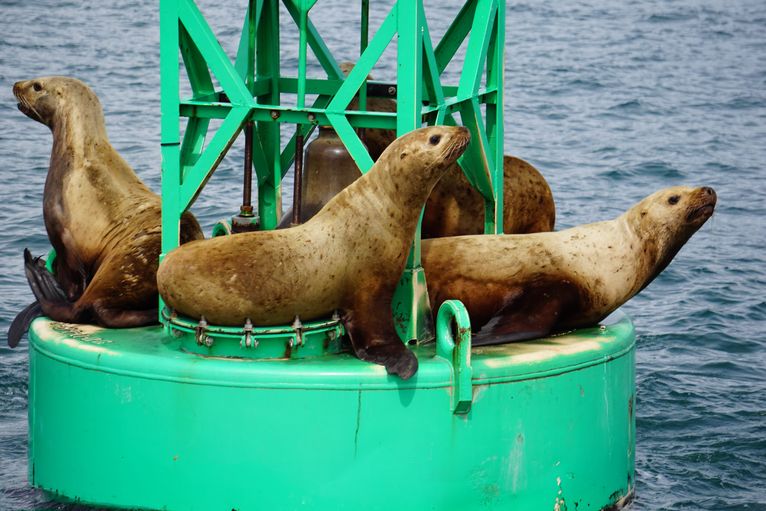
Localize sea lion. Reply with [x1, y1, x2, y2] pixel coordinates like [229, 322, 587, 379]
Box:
[9, 76, 203, 346]
[157, 126, 471, 379]
[422, 155, 555, 237]
[422, 186, 716, 345]
[289, 63, 554, 236]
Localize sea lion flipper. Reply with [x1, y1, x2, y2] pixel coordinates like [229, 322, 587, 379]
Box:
[356, 343, 419, 380]
[472, 290, 567, 346]
[7, 301, 43, 348]
[342, 309, 419, 380]
[23, 248, 86, 323]
[24, 249, 67, 304]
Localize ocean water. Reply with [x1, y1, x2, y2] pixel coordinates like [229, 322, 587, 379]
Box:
[0, 0, 764, 509]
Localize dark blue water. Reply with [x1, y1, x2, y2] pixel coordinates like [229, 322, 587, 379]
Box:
[1, 0, 764, 509]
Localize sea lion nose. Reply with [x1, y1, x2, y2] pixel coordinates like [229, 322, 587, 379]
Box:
[701, 186, 715, 196]
[12, 81, 23, 95]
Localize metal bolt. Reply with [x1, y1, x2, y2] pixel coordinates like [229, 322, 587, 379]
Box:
[270, 110, 280, 120]
[387, 86, 396, 95]
[242, 318, 254, 348]
[292, 315, 304, 346]
[195, 316, 209, 346]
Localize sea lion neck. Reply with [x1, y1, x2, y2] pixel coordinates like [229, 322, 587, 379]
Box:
[616, 207, 671, 296]
[49, 97, 109, 160]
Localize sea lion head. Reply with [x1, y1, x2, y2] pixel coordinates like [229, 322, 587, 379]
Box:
[378, 125, 471, 183]
[12, 76, 103, 130]
[629, 185, 717, 278]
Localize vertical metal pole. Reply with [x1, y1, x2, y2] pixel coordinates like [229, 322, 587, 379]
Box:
[481, 0, 504, 234]
[492, 0, 505, 233]
[359, 0, 369, 112]
[160, 0, 181, 252]
[391, 0, 433, 343]
[159, 0, 181, 319]
[297, 5, 308, 109]
[358, 0, 370, 143]
[291, 128, 304, 225]
[241, 122, 254, 216]
[256, 0, 282, 230]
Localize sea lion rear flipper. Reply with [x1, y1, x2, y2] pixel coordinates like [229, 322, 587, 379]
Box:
[7, 301, 43, 348]
[472, 292, 567, 347]
[23, 248, 87, 323]
[24, 249, 68, 303]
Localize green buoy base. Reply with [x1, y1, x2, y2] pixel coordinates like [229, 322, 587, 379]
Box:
[28, 312, 635, 511]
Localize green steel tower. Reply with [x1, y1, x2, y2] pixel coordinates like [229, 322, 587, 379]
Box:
[159, 0, 506, 341]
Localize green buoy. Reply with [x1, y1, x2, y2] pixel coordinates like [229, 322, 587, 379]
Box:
[27, 0, 636, 508]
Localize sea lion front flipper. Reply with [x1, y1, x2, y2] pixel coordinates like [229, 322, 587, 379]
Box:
[342, 305, 419, 380]
[7, 301, 43, 348]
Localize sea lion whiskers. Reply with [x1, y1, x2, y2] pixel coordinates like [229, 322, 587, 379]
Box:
[14, 89, 42, 122]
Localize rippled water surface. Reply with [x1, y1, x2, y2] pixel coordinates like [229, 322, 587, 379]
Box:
[1, 0, 765, 509]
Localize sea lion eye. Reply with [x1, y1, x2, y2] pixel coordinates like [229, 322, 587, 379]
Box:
[429, 135, 441, 145]
[668, 195, 680, 205]
[32, 82, 42, 92]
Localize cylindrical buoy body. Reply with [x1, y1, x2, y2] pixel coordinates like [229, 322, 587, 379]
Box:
[27, 312, 635, 510]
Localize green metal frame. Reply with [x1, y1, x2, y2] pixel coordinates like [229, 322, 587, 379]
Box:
[160, 0, 505, 342]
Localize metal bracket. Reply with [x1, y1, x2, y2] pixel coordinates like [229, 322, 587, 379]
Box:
[240, 318, 258, 348]
[195, 316, 213, 347]
[435, 300, 473, 414]
[292, 316, 304, 347]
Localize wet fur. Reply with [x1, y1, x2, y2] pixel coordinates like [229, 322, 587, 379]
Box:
[422, 186, 716, 345]
[10, 76, 203, 340]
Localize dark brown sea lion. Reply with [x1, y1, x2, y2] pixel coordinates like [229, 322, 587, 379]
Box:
[422, 186, 716, 345]
[422, 155, 555, 237]
[9, 76, 202, 346]
[157, 126, 471, 379]
[297, 63, 555, 236]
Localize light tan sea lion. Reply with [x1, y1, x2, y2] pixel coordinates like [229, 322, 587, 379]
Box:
[9, 76, 202, 345]
[157, 126, 471, 379]
[422, 186, 716, 345]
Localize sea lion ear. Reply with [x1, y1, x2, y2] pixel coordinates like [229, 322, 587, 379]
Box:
[400, 151, 408, 160]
